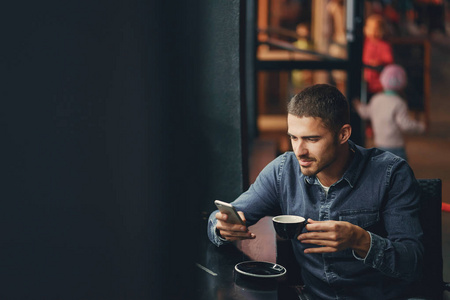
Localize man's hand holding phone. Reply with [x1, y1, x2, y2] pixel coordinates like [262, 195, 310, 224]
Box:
[214, 200, 256, 241]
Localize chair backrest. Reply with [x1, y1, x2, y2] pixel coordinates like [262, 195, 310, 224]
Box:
[414, 178, 444, 299]
[276, 179, 444, 298]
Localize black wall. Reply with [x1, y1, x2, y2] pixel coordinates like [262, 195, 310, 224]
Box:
[1, 1, 244, 299]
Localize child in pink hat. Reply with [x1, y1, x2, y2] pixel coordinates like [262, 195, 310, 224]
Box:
[353, 64, 426, 160]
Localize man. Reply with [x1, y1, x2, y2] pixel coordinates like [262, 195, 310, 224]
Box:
[207, 84, 423, 299]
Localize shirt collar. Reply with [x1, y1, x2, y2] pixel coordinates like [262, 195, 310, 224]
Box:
[342, 140, 361, 188]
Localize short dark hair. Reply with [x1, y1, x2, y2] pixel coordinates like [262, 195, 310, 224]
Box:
[287, 84, 350, 134]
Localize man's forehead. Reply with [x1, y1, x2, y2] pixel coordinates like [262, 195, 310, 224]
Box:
[287, 114, 329, 132]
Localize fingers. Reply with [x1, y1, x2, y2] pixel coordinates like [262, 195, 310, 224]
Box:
[237, 211, 246, 223]
[215, 211, 247, 223]
[298, 231, 341, 253]
[217, 220, 248, 233]
[299, 233, 340, 247]
[299, 220, 353, 253]
[215, 211, 228, 221]
[299, 231, 339, 242]
[216, 222, 256, 241]
[303, 246, 337, 254]
[215, 211, 255, 241]
[219, 229, 256, 241]
[304, 219, 340, 231]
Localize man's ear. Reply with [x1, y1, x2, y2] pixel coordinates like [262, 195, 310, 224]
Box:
[339, 124, 352, 144]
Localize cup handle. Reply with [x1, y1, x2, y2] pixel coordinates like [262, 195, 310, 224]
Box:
[272, 264, 284, 272]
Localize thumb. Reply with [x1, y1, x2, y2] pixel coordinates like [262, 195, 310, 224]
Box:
[237, 211, 247, 223]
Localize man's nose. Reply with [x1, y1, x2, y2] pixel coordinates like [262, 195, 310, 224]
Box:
[293, 141, 307, 156]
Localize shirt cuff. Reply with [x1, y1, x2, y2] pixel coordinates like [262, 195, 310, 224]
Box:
[353, 231, 373, 261]
[353, 231, 389, 271]
[207, 212, 230, 247]
[216, 227, 228, 242]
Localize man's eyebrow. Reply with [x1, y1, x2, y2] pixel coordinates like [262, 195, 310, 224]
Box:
[287, 132, 321, 139]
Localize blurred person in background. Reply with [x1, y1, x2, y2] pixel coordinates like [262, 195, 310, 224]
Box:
[353, 64, 426, 161]
[363, 14, 394, 100]
[362, 14, 394, 138]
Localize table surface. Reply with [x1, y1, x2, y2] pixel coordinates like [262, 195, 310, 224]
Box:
[195, 218, 305, 300]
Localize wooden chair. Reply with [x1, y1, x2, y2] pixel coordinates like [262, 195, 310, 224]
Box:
[276, 178, 450, 299]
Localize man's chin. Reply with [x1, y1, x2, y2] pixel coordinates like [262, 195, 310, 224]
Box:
[300, 166, 316, 177]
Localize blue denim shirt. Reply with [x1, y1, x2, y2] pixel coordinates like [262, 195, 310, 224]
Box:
[208, 141, 424, 300]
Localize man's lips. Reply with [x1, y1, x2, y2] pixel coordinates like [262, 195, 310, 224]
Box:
[299, 158, 314, 167]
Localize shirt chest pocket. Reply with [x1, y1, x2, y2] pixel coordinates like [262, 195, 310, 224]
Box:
[338, 209, 380, 229]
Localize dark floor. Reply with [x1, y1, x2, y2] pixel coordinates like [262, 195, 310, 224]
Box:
[251, 35, 450, 298]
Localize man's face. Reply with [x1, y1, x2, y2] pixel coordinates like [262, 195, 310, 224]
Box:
[287, 114, 339, 177]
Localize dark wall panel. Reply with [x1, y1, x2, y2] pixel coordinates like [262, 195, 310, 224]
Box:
[1, 0, 243, 299]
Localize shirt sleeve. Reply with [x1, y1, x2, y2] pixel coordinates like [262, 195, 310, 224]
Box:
[207, 211, 229, 247]
[394, 101, 426, 134]
[206, 154, 285, 246]
[356, 160, 424, 281]
[352, 232, 373, 260]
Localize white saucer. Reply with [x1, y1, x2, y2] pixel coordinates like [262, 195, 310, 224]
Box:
[234, 261, 287, 278]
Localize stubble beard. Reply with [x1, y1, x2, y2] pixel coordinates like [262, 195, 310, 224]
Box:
[298, 136, 340, 177]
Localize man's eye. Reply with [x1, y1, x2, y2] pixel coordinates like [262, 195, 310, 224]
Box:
[308, 138, 319, 142]
[289, 136, 297, 141]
